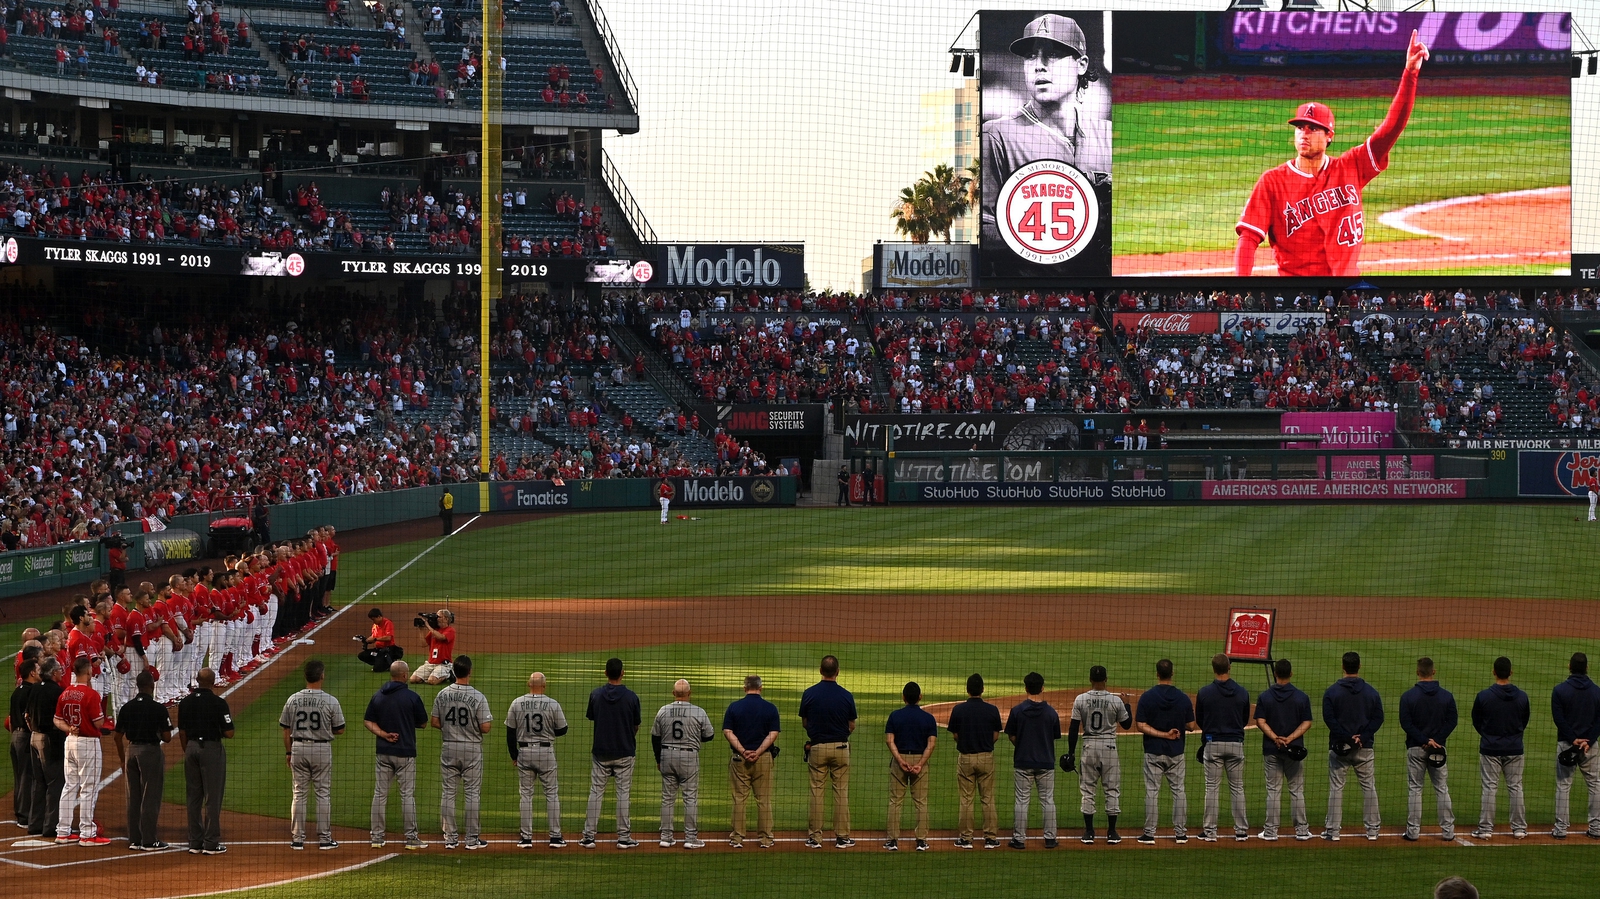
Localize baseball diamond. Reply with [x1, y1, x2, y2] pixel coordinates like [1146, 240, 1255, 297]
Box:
[4, 503, 1598, 899]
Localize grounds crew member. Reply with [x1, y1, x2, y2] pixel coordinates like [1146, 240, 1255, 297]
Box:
[1066, 665, 1130, 845]
[1255, 659, 1314, 841]
[1471, 656, 1529, 839]
[508, 672, 569, 848]
[114, 669, 171, 851]
[799, 654, 857, 849]
[946, 673, 1002, 849]
[1551, 651, 1600, 839]
[1323, 651, 1384, 841]
[882, 681, 937, 851]
[432, 654, 492, 850]
[177, 668, 234, 854]
[439, 489, 454, 535]
[1399, 657, 1457, 842]
[652, 678, 715, 849]
[1006, 671, 1061, 849]
[1136, 659, 1195, 845]
[281, 660, 346, 850]
[722, 675, 780, 849]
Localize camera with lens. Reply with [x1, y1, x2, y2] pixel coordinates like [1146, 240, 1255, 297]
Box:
[414, 611, 441, 629]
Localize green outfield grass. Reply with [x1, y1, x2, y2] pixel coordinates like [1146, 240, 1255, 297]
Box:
[220, 847, 1600, 899]
[314, 505, 1599, 602]
[211, 638, 1584, 838]
[1111, 94, 1570, 257]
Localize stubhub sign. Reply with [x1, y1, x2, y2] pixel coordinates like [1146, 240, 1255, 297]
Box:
[651, 243, 804, 289]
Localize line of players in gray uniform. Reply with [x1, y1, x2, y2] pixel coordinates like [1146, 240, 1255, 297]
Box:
[271, 648, 1600, 849]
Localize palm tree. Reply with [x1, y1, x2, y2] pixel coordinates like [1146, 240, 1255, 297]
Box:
[919, 163, 972, 244]
[891, 185, 932, 244]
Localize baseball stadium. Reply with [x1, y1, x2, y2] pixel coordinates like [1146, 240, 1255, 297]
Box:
[1, 2, 1599, 899]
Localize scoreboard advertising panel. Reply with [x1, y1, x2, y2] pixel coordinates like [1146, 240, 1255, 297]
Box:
[979, 11, 1571, 280]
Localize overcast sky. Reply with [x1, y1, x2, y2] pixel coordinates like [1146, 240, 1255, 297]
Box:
[600, 0, 1599, 290]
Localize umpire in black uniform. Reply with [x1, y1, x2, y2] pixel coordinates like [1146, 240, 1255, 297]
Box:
[115, 671, 173, 850]
[8, 655, 39, 829]
[177, 669, 234, 854]
[25, 658, 65, 838]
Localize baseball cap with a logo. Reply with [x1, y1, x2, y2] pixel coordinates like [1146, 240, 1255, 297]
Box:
[1288, 102, 1335, 133]
[1010, 14, 1087, 59]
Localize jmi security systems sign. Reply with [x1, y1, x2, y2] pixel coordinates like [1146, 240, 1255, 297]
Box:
[649, 244, 804, 289]
[875, 243, 972, 289]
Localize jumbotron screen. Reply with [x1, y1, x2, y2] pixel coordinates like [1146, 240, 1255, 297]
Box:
[978, 10, 1572, 279]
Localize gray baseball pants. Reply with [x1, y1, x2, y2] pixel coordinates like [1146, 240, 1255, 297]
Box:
[1078, 741, 1120, 816]
[516, 744, 562, 839]
[1261, 754, 1308, 839]
[1554, 741, 1600, 838]
[290, 742, 334, 843]
[583, 755, 634, 841]
[372, 754, 419, 843]
[440, 742, 483, 842]
[1143, 753, 1187, 838]
[1477, 754, 1525, 835]
[1326, 747, 1380, 838]
[1405, 746, 1454, 840]
[1202, 741, 1248, 838]
[659, 748, 700, 840]
[1012, 767, 1056, 842]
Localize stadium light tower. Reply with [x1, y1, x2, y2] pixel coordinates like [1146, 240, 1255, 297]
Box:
[480, 0, 504, 510]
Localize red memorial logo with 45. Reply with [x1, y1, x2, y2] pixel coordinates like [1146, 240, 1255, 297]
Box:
[999, 160, 1100, 265]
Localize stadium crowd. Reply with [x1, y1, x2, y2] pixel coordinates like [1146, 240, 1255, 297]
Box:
[649, 317, 878, 409]
[0, 288, 479, 551]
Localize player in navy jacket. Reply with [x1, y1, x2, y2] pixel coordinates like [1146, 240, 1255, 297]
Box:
[1398, 657, 1456, 841]
[1551, 652, 1600, 839]
[1321, 652, 1383, 841]
[1471, 656, 1529, 839]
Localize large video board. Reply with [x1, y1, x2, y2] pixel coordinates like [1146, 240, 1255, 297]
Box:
[978, 10, 1571, 280]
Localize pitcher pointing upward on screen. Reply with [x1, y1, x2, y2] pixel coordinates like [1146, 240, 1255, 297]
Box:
[1234, 29, 1428, 277]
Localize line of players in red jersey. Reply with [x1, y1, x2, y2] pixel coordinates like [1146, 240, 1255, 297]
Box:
[19, 527, 341, 712]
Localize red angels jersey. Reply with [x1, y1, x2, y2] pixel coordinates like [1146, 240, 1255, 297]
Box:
[109, 603, 131, 645]
[66, 627, 101, 675]
[1236, 140, 1384, 277]
[55, 683, 104, 737]
[328, 539, 341, 571]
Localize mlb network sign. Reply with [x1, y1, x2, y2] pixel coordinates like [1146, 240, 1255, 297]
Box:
[650, 244, 804, 289]
[876, 243, 972, 289]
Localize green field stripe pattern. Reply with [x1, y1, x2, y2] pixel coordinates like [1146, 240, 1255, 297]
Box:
[213, 847, 1600, 899]
[211, 639, 1587, 836]
[1112, 95, 1570, 256]
[329, 506, 1600, 600]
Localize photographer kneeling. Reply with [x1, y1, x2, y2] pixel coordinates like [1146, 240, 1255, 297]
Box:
[409, 609, 457, 685]
[356, 608, 403, 673]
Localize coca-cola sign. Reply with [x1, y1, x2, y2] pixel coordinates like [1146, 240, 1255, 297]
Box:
[1113, 312, 1220, 334]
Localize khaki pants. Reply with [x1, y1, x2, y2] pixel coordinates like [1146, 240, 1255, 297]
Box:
[886, 761, 929, 841]
[729, 753, 774, 846]
[956, 752, 997, 839]
[807, 743, 850, 839]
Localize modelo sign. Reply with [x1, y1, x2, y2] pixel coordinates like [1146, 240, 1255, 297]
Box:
[877, 243, 972, 289]
[652, 244, 804, 289]
[1113, 313, 1219, 334]
[670, 476, 793, 506]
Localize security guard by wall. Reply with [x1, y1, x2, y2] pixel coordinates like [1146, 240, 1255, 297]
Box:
[176, 669, 234, 854]
[114, 671, 172, 850]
